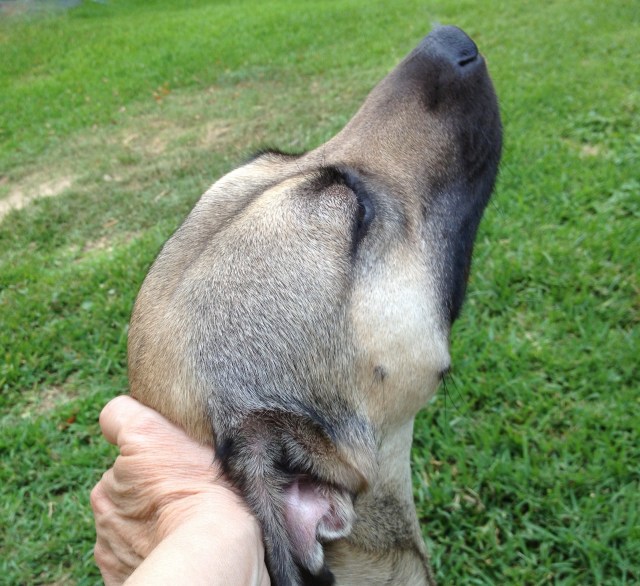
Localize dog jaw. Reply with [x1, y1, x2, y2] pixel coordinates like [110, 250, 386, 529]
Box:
[350, 244, 451, 429]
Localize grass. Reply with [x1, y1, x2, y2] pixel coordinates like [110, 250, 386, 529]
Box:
[1, 0, 638, 584]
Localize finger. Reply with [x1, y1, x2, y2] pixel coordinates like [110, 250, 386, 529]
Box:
[95, 536, 133, 586]
[100, 395, 190, 450]
[90, 472, 114, 516]
[99, 395, 147, 446]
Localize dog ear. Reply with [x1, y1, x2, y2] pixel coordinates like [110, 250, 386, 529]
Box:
[217, 411, 372, 585]
[284, 477, 355, 574]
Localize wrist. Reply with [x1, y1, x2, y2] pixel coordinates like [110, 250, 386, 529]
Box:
[126, 501, 266, 586]
[156, 488, 259, 540]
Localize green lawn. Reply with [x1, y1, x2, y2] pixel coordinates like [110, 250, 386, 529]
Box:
[1, 0, 638, 584]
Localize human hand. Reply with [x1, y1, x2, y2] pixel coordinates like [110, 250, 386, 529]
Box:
[91, 395, 270, 586]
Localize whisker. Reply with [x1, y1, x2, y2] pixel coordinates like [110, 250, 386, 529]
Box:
[440, 369, 464, 420]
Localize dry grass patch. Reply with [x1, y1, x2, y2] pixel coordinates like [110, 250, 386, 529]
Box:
[0, 82, 277, 223]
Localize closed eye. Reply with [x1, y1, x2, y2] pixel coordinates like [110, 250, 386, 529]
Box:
[340, 169, 376, 243]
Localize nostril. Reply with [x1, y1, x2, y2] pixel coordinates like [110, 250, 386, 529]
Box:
[425, 25, 479, 69]
[456, 48, 478, 68]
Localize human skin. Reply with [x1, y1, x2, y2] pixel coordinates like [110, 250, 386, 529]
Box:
[91, 395, 270, 586]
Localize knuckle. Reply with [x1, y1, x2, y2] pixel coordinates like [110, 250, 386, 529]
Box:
[90, 481, 110, 515]
[119, 411, 163, 448]
[93, 540, 112, 568]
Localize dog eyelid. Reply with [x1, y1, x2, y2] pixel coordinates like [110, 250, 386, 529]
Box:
[340, 169, 376, 242]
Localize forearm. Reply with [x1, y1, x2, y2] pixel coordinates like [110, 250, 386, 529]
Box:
[125, 514, 268, 586]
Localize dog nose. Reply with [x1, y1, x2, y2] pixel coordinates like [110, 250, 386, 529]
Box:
[423, 26, 479, 69]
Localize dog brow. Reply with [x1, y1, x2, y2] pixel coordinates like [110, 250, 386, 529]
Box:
[244, 147, 305, 165]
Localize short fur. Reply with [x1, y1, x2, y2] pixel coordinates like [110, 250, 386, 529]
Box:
[129, 26, 502, 585]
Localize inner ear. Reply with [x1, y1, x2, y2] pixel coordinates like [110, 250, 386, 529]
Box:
[284, 476, 355, 575]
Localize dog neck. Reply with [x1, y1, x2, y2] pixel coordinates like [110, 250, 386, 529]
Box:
[325, 419, 437, 585]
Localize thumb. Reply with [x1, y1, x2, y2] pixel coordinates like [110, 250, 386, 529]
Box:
[99, 395, 158, 447]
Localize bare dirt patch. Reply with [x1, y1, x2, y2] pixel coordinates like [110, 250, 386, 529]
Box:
[561, 138, 611, 160]
[119, 118, 185, 156]
[19, 385, 74, 419]
[81, 228, 141, 256]
[199, 120, 232, 149]
[0, 175, 75, 221]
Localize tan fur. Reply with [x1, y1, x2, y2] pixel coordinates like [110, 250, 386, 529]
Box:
[128, 26, 501, 585]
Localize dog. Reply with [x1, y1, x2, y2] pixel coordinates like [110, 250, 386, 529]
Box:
[128, 26, 502, 585]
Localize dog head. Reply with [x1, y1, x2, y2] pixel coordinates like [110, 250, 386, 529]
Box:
[129, 26, 501, 584]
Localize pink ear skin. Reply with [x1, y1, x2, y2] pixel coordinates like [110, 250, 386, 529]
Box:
[284, 477, 355, 574]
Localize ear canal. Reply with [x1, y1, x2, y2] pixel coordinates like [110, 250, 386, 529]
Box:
[284, 477, 356, 575]
[317, 488, 355, 540]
